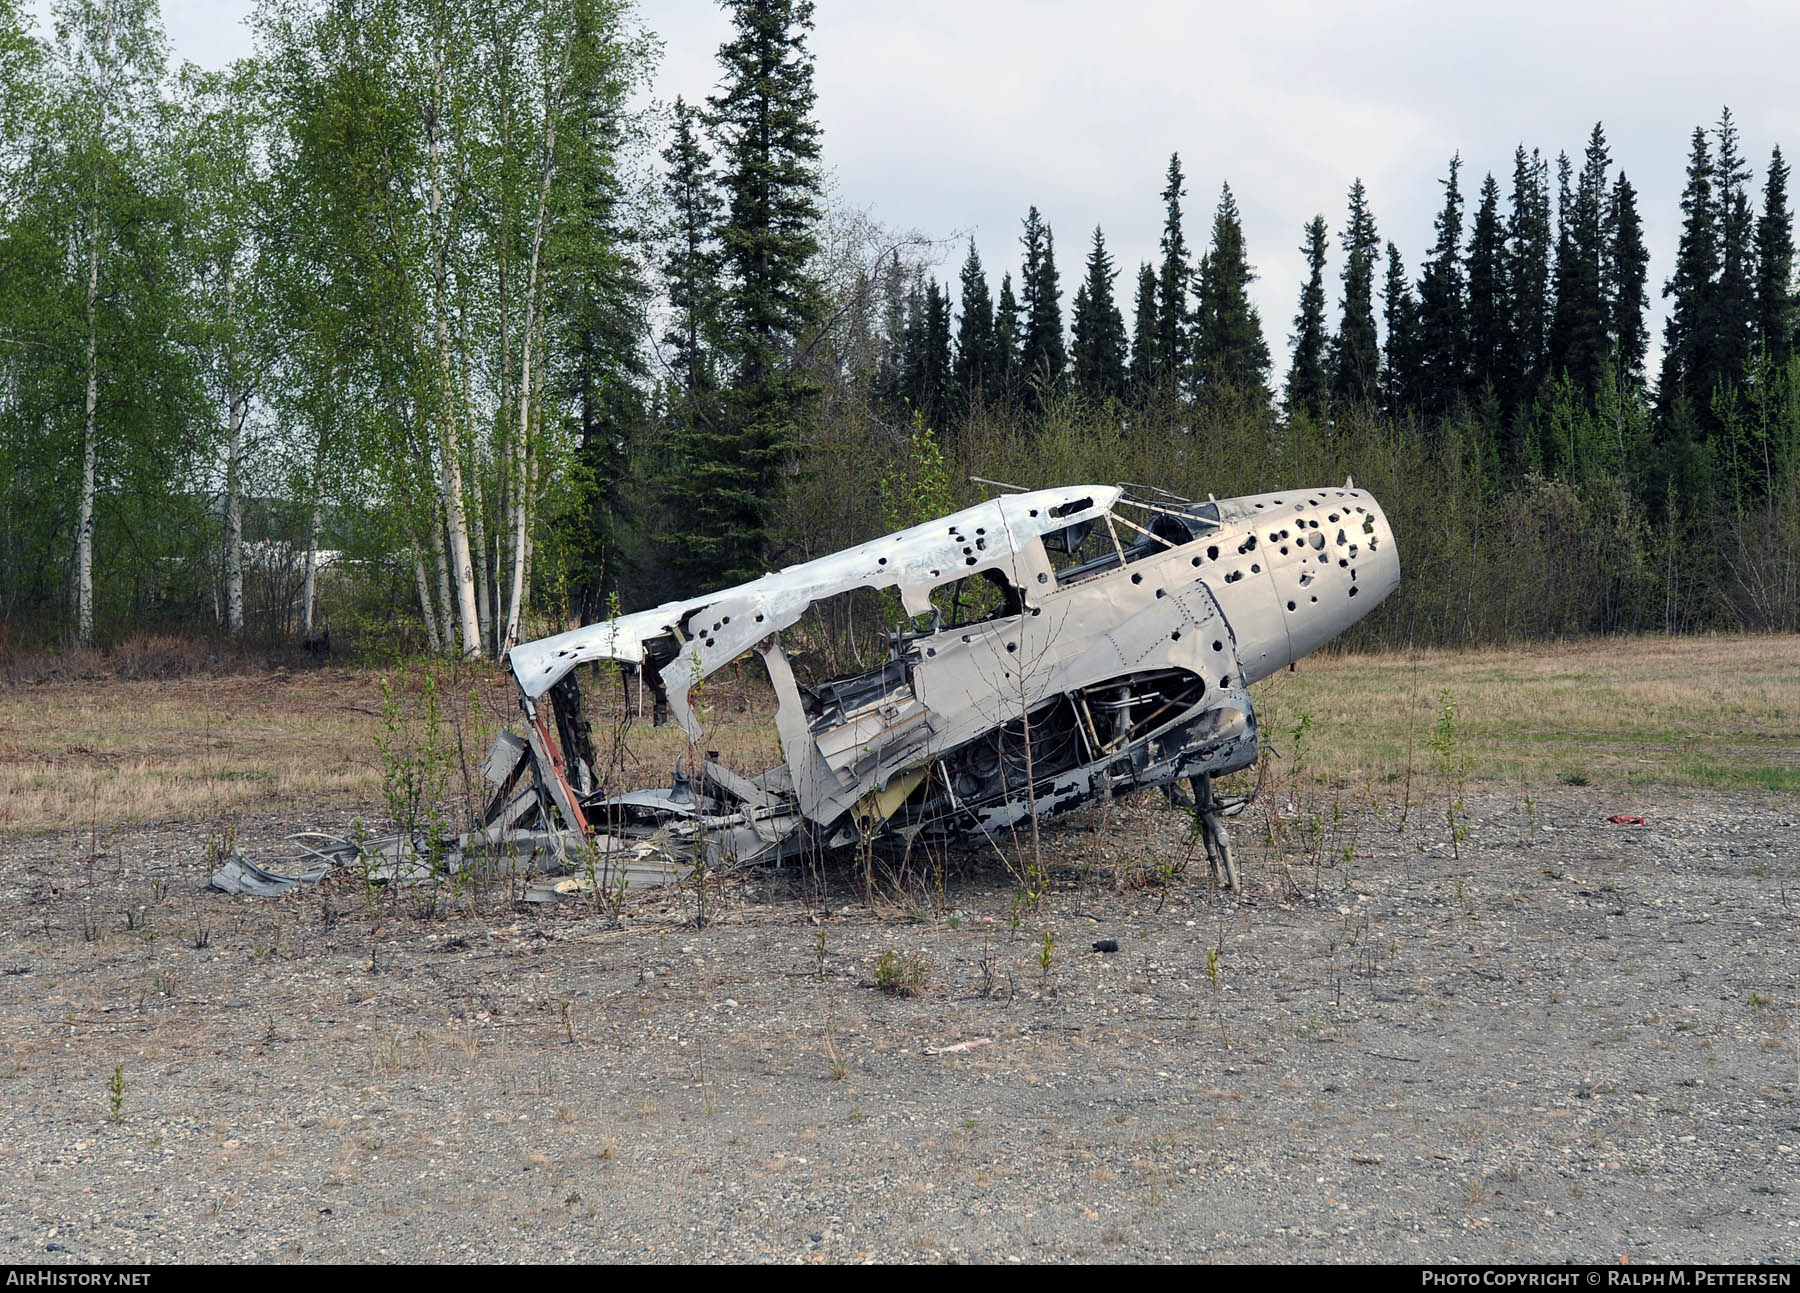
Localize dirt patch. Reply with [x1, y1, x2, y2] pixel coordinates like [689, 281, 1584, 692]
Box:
[1, 785, 1796, 1263]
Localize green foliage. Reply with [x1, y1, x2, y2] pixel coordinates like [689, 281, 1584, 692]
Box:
[1153, 153, 1189, 392]
[1191, 182, 1269, 397]
[664, 0, 826, 591]
[1069, 225, 1126, 404]
[1432, 689, 1471, 859]
[952, 239, 997, 408]
[1415, 153, 1467, 414]
[879, 415, 955, 534]
[1331, 178, 1381, 407]
[1286, 216, 1330, 424]
[1017, 205, 1065, 415]
[6, 9, 1800, 658]
[373, 671, 452, 875]
[872, 948, 929, 997]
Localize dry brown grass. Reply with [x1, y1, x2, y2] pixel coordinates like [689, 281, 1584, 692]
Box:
[3, 634, 1793, 836]
[0, 665, 513, 834]
[1251, 633, 1800, 794]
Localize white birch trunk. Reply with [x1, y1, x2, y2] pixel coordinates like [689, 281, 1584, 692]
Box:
[469, 458, 492, 645]
[223, 265, 246, 636]
[75, 3, 115, 649]
[78, 242, 98, 647]
[427, 26, 483, 658]
[301, 505, 321, 636]
[503, 106, 557, 653]
[454, 287, 492, 647]
[413, 554, 442, 654]
[430, 500, 455, 653]
[492, 525, 506, 658]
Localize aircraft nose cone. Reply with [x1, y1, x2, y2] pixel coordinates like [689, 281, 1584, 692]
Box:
[1279, 488, 1398, 663]
[1211, 485, 1400, 683]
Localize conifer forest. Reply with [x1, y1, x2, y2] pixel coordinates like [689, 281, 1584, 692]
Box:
[3, 0, 1798, 657]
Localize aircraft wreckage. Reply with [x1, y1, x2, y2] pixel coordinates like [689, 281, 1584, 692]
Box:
[213, 481, 1399, 899]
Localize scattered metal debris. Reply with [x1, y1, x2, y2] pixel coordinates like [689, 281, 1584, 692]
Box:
[213, 480, 1399, 898]
[922, 1038, 993, 1056]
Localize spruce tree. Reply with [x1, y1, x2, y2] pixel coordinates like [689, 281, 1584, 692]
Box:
[1415, 154, 1467, 414]
[895, 274, 924, 413]
[1381, 243, 1420, 420]
[555, 0, 658, 622]
[898, 277, 952, 422]
[993, 271, 1021, 406]
[952, 238, 994, 407]
[696, 0, 825, 585]
[1712, 108, 1756, 388]
[1329, 178, 1381, 407]
[1555, 124, 1615, 404]
[1503, 145, 1552, 421]
[1659, 128, 1719, 423]
[1285, 215, 1330, 424]
[1547, 150, 1578, 384]
[1017, 206, 1065, 412]
[1127, 261, 1158, 397]
[1190, 182, 1269, 396]
[1069, 225, 1126, 403]
[1603, 173, 1649, 388]
[660, 96, 719, 403]
[1465, 172, 1508, 398]
[1154, 154, 1190, 391]
[874, 250, 906, 410]
[1656, 126, 1720, 512]
[1754, 145, 1795, 368]
[920, 277, 952, 420]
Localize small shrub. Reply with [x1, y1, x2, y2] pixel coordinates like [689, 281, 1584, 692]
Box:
[872, 948, 930, 997]
[111, 633, 209, 681]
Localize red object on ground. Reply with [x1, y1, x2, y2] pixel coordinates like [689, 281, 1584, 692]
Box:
[1606, 815, 1647, 826]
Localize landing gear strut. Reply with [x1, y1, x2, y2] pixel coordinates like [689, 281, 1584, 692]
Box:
[1192, 772, 1238, 892]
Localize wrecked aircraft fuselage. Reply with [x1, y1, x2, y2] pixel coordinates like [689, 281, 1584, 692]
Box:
[492, 481, 1400, 884]
[211, 482, 1398, 899]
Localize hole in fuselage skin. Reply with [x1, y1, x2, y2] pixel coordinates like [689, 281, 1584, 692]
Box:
[1212, 640, 1223, 652]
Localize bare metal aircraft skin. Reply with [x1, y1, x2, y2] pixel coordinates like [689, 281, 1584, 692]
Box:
[210, 481, 1396, 897]
[491, 481, 1400, 879]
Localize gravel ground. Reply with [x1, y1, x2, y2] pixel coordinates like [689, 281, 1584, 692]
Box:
[1, 785, 1796, 1264]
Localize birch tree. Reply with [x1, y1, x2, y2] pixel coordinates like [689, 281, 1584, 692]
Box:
[177, 59, 269, 636]
[57, 0, 171, 644]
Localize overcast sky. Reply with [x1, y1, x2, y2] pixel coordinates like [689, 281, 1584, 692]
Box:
[31, 0, 1800, 382]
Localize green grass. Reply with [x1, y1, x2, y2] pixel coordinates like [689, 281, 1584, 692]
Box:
[1243, 633, 1800, 794]
[6, 633, 1795, 835]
